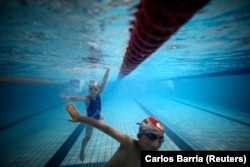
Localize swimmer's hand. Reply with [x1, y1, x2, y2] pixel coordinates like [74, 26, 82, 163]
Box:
[65, 104, 81, 122]
[59, 94, 69, 100]
[59, 94, 65, 98]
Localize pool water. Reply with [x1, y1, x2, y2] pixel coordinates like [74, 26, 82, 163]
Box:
[0, 74, 249, 167]
[0, 0, 250, 167]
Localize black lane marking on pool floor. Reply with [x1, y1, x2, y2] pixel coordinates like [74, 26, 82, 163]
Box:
[0, 102, 64, 131]
[168, 98, 250, 127]
[45, 123, 85, 167]
[59, 162, 104, 167]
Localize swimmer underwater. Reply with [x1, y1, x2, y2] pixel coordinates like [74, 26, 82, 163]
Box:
[60, 67, 110, 161]
[65, 103, 165, 167]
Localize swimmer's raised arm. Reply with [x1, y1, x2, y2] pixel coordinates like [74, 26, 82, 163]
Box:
[99, 67, 110, 94]
[65, 104, 131, 145]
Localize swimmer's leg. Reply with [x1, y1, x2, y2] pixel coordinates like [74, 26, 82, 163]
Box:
[80, 124, 93, 161]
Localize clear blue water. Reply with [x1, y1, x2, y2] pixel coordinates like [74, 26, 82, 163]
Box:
[0, 0, 250, 167]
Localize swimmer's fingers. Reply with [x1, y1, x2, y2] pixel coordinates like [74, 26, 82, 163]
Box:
[65, 104, 80, 122]
[65, 104, 75, 117]
[65, 104, 75, 112]
[68, 118, 77, 122]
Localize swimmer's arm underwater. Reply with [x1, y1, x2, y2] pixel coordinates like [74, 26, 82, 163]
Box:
[99, 67, 110, 94]
[65, 103, 131, 145]
[59, 94, 87, 101]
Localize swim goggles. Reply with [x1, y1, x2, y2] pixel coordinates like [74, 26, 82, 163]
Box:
[89, 87, 99, 91]
[143, 132, 164, 144]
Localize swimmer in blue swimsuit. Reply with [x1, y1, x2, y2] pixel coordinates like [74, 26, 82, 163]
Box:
[60, 67, 110, 161]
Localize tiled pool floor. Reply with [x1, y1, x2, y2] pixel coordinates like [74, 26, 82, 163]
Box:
[0, 95, 249, 167]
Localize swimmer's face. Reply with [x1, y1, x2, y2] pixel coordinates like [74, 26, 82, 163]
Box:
[138, 133, 163, 151]
[88, 80, 100, 96]
[88, 86, 100, 96]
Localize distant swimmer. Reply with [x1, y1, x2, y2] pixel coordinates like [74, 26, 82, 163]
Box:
[60, 78, 82, 96]
[60, 67, 110, 161]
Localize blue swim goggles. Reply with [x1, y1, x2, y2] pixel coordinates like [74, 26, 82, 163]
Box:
[143, 133, 164, 144]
